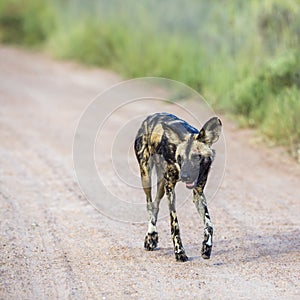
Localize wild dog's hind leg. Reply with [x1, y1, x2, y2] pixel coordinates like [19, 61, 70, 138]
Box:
[144, 156, 165, 250]
[135, 135, 158, 250]
[138, 159, 158, 251]
[193, 189, 213, 259]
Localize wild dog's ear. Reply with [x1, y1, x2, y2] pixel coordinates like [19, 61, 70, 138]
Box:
[197, 117, 222, 145]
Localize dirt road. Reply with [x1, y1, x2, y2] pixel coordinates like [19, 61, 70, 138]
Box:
[0, 45, 299, 299]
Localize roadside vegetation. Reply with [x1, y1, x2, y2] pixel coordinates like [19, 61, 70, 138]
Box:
[1, 0, 299, 159]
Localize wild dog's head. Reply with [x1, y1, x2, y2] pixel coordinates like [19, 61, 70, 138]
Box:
[175, 117, 222, 189]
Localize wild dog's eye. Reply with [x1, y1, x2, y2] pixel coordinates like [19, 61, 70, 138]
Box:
[205, 156, 212, 164]
[177, 155, 182, 166]
[191, 154, 202, 160]
[202, 156, 212, 166]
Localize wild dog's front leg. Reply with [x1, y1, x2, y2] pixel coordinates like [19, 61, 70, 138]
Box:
[193, 189, 213, 259]
[166, 179, 188, 262]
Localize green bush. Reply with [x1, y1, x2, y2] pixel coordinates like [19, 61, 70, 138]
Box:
[0, 0, 56, 45]
[262, 87, 300, 145]
[48, 19, 123, 66]
[230, 49, 300, 155]
[232, 50, 300, 123]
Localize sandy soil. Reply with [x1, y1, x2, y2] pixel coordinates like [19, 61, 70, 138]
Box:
[0, 45, 299, 299]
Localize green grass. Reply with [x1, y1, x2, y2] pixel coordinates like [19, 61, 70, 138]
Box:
[0, 0, 56, 45]
[230, 49, 300, 155]
[0, 0, 299, 159]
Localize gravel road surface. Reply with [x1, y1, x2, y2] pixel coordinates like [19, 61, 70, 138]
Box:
[0, 46, 299, 299]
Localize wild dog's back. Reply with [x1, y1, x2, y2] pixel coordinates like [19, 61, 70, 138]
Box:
[135, 113, 199, 158]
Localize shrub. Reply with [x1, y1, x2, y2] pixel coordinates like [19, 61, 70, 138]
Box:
[0, 0, 56, 45]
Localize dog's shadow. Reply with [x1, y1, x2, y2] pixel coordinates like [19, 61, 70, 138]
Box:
[158, 229, 300, 263]
[210, 229, 300, 263]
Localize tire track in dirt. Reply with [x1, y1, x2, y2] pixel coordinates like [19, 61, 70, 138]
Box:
[0, 185, 36, 298]
[0, 123, 86, 299]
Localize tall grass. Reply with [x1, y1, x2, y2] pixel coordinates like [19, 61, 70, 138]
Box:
[0, 0, 56, 45]
[0, 0, 299, 159]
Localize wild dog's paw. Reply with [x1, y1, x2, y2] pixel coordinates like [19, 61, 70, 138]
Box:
[201, 242, 212, 259]
[175, 251, 189, 262]
[144, 232, 159, 251]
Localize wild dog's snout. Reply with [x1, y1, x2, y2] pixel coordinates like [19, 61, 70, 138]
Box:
[180, 171, 191, 182]
[180, 161, 199, 181]
[180, 166, 193, 181]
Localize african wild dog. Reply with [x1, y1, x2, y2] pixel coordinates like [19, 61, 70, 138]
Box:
[134, 113, 222, 262]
